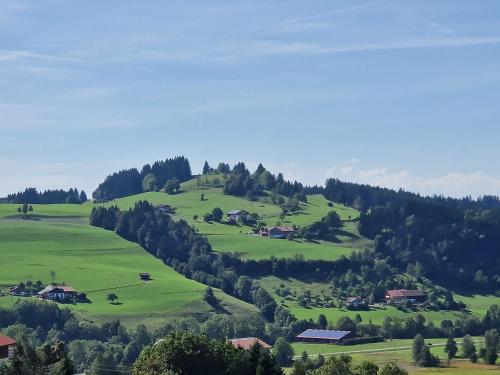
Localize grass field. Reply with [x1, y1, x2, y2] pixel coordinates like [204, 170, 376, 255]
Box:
[259, 276, 500, 326]
[107, 187, 367, 261]
[0, 178, 365, 326]
[0, 215, 257, 327]
[286, 337, 499, 375]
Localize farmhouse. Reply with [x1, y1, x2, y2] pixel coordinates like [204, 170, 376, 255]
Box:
[9, 286, 29, 297]
[229, 337, 272, 350]
[346, 297, 367, 310]
[385, 289, 426, 305]
[0, 335, 16, 360]
[259, 226, 295, 239]
[297, 329, 351, 344]
[38, 285, 78, 301]
[139, 273, 151, 281]
[227, 210, 249, 222]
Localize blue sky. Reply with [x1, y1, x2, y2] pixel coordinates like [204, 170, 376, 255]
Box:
[1, 0, 500, 198]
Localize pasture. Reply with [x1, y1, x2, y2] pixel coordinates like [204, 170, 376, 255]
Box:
[259, 276, 500, 326]
[287, 337, 498, 375]
[0, 215, 256, 327]
[108, 187, 367, 260]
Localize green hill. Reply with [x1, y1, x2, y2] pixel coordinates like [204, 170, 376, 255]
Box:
[0, 211, 256, 328]
[0, 175, 367, 326]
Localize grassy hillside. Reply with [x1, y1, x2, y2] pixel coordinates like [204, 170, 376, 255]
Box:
[0, 214, 257, 328]
[258, 276, 500, 326]
[108, 184, 367, 261]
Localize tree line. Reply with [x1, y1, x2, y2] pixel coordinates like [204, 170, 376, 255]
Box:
[308, 178, 500, 292]
[92, 156, 191, 201]
[1, 187, 87, 204]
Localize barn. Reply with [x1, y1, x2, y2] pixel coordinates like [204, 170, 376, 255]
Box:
[296, 329, 351, 344]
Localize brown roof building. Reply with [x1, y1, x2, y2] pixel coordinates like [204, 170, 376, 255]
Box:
[385, 289, 425, 304]
[0, 335, 16, 359]
[229, 337, 272, 350]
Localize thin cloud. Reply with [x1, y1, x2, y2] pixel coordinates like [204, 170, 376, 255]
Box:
[236, 2, 377, 33]
[0, 49, 82, 63]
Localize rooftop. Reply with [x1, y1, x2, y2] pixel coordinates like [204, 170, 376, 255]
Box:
[229, 337, 272, 350]
[297, 329, 351, 341]
[0, 335, 16, 347]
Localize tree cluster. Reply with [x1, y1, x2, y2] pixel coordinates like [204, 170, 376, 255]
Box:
[2, 188, 87, 204]
[92, 156, 191, 201]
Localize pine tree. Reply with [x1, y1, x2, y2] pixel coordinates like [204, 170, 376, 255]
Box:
[203, 161, 210, 174]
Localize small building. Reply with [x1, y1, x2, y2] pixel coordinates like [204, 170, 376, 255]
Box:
[139, 273, 151, 281]
[8, 286, 29, 297]
[229, 337, 272, 350]
[346, 297, 367, 310]
[0, 335, 16, 360]
[38, 285, 77, 301]
[227, 210, 249, 222]
[297, 329, 351, 344]
[260, 226, 295, 239]
[385, 289, 426, 305]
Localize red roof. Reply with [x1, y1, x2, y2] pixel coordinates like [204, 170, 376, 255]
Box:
[0, 335, 16, 347]
[229, 338, 271, 350]
[386, 289, 425, 298]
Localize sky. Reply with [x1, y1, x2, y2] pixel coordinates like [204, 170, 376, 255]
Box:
[1, 0, 500, 198]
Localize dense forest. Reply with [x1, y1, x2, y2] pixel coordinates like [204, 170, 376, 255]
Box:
[0, 187, 87, 204]
[306, 179, 500, 291]
[92, 156, 191, 201]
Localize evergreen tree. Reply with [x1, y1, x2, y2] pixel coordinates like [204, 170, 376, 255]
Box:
[203, 161, 210, 175]
[484, 329, 499, 364]
[461, 334, 477, 361]
[444, 336, 458, 366]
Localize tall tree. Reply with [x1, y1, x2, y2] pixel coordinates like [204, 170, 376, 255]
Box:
[444, 336, 458, 366]
[203, 161, 210, 175]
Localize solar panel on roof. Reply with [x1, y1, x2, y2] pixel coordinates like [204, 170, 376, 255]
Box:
[297, 329, 351, 340]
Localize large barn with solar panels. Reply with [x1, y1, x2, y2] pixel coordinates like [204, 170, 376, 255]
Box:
[296, 329, 352, 344]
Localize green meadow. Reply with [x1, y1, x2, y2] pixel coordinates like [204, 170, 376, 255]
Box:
[107, 185, 367, 261]
[0, 178, 363, 325]
[286, 337, 499, 375]
[0, 215, 256, 328]
[259, 276, 500, 326]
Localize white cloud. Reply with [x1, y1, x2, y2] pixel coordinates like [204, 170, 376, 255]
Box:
[328, 164, 500, 198]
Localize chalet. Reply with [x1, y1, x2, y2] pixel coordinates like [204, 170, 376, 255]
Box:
[38, 285, 77, 301]
[260, 226, 295, 239]
[139, 273, 151, 281]
[385, 289, 426, 305]
[297, 329, 351, 344]
[9, 286, 29, 297]
[346, 297, 367, 310]
[229, 337, 272, 350]
[227, 210, 249, 222]
[0, 335, 16, 360]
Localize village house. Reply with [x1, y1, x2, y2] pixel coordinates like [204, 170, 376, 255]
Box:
[259, 226, 295, 239]
[8, 286, 30, 297]
[346, 297, 367, 310]
[38, 285, 85, 302]
[296, 329, 351, 344]
[385, 289, 426, 305]
[229, 337, 272, 350]
[0, 335, 16, 360]
[226, 210, 249, 222]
